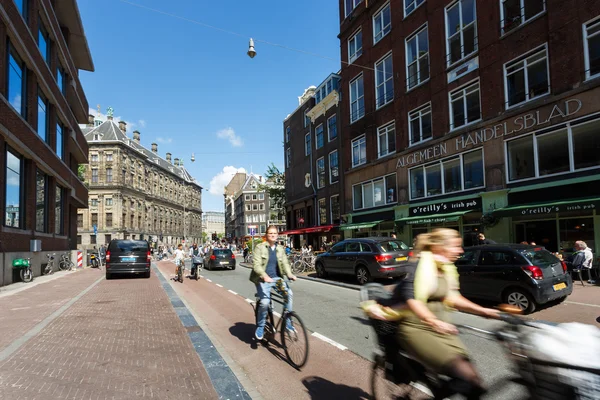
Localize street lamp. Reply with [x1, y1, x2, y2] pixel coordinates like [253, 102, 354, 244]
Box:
[247, 38, 256, 59]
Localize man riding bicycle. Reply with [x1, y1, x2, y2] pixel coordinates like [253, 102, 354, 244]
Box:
[250, 225, 296, 340]
[173, 243, 185, 279]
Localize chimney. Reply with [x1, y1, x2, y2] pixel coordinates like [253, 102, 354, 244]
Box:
[133, 130, 140, 143]
[118, 121, 126, 132]
[166, 153, 172, 163]
[180, 159, 184, 167]
[88, 114, 95, 127]
[151, 143, 158, 153]
[174, 158, 180, 166]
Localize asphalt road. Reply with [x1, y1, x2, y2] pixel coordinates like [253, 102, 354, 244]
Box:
[189, 259, 529, 400]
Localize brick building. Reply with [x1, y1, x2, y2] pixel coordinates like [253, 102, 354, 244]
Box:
[283, 75, 344, 250]
[0, 0, 93, 284]
[338, 0, 600, 253]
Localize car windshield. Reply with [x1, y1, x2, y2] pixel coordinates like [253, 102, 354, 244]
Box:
[518, 248, 559, 268]
[110, 241, 148, 253]
[377, 240, 409, 252]
[214, 249, 232, 256]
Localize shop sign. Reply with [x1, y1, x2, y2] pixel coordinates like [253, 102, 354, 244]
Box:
[405, 217, 457, 225]
[410, 198, 481, 217]
[516, 202, 598, 216]
[397, 98, 583, 168]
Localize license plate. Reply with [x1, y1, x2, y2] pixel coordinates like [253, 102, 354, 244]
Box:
[395, 256, 407, 262]
[122, 257, 135, 262]
[220, 261, 229, 265]
[553, 282, 567, 291]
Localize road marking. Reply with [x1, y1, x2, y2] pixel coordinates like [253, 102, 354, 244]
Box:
[10, 306, 31, 311]
[199, 275, 204, 278]
[216, 284, 223, 288]
[245, 298, 254, 304]
[228, 290, 238, 295]
[565, 300, 600, 308]
[311, 332, 347, 351]
[273, 311, 281, 318]
[206, 279, 212, 282]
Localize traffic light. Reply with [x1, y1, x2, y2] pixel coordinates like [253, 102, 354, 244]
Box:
[212, 232, 217, 241]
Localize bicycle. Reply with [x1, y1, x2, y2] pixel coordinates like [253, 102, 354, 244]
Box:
[292, 254, 316, 274]
[13, 257, 33, 282]
[191, 256, 202, 281]
[58, 253, 75, 271]
[44, 253, 56, 275]
[175, 259, 184, 283]
[252, 278, 309, 369]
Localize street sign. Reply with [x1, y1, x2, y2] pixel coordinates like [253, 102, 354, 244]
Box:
[248, 225, 257, 229]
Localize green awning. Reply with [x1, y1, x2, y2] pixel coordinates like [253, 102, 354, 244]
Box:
[396, 210, 471, 225]
[340, 220, 384, 230]
[492, 197, 600, 217]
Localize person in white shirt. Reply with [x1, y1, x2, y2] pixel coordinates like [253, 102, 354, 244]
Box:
[577, 241, 595, 284]
[174, 244, 186, 278]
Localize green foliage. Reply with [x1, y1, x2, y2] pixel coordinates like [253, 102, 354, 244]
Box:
[201, 232, 208, 242]
[78, 164, 87, 182]
[258, 163, 285, 210]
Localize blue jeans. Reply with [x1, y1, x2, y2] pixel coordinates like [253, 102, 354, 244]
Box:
[256, 278, 293, 329]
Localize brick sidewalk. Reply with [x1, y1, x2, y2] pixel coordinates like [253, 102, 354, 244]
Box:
[0, 269, 219, 399]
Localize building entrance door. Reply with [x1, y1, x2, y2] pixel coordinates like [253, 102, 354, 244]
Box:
[514, 220, 558, 251]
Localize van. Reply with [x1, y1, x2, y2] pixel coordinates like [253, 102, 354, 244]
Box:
[105, 240, 151, 279]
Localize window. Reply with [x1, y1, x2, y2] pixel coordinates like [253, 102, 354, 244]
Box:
[316, 124, 324, 149]
[373, 3, 391, 44]
[501, 0, 545, 34]
[252, 194, 257, 200]
[304, 109, 310, 128]
[37, 91, 48, 142]
[317, 157, 326, 189]
[345, 0, 362, 17]
[375, 53, 393, 108]
[445, 0, 477, 65]
[38, 22, 50, 64]
[409, 103, 432, 145]
[348, 30, 363, 63]
[350, 74, 365, 122]
[327, 115, 337, 141]
[377, 122, 396, 158]
[260, 225, 266, 234]
[504, 46, 549, 108]
[330, 195, 340, 224]
[353, 173, 397, 210]
[286, 147, 291, 168]
[253, 204, 258, 211]
[55, 122, 64, 160]
[35, 170, 47, 232]
[16, 0, 27, 17]
[259, 204, 265, 210]
[245, 194, 250, 201]
[246, 204, 251, 211]
[106, 213, 113, 227]
[352, 135, 367, 167]
[409, 149, 484, 199]
[5, 149, 23, 228]
[449, 80, 480, 130]
[91, 154, 98, 162]
[77, 214, 83, 228]
[319, 198, 327, 225]
[90, 198, 98, 207]
[405, 0, 425, 16]
[285, 126, 290, 142]
[105, 198, 113, 206]
[91, 213, 98, 228]
[106, 153, 113, 162]
[54, 186, 63, 234]
[106, 168, 113, 183]
[329, 150, 339, 183]
[406, 26, 429, 89]
[7, 49, 26, 117]
[305, 133, 311, 156]
[583, 17, 600, 80]
[91, 168, 98, 183]
[259, 193, 265, 200]
[57, 65, 66, 95]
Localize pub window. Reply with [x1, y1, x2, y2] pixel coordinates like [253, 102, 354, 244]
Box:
[319, 198, 327, 225]
[352, 173, 397, 211]
[504, 45, 549, 108]
[501, 0, 545, 35]
[409, 103, 432, 145]
[330, 195, 340, 224]
[5, 148, 23, 228]
[55, 186, 63, 235]
[317, 157, 325, 189]
[409, 149, 484, 199]
[583, 17, 600, 80]
[35, 169, 47, 232]
[449, 80, 481, 130]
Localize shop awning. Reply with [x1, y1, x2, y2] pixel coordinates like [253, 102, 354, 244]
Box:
[280, 225, 338, 235]
[492, 197, 600, 217]
[339, 220, 384, 231]
[396, 210, 472, 225]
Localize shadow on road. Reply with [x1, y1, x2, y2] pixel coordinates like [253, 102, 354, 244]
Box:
[229, 322, 259, 349]
[302, 376, 370, 400]
[350, 316, 370, 326]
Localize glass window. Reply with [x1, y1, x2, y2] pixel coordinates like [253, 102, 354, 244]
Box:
[450, 81, 480, 129]
[330, 195, 340, 224]
[316, 124, 324, 149]
[328, 115, 337, 141]
[363, 182, 374, 208]
[285, 126, 290, 143]
[507, 135, 535, 181]
[584, 18, 600, 80]
[329, 150, 339, 183]
[410, 168, 425, 199]
[426, 164, 442, 196]
[409, 103, 432, 145]
[286, 147, 291, 168]
[16, 0, 27, 17]
[8, 50, 26, 116]
[245, 194, 250, 201]
[305, 133, 311, 156]
[55, 122, 63, 160]
[348, 30, 363, 62]
[501, 0, 545, 34]
[106, 198, 113, 206]
[345, 0, 363, 17]
[446, 0, 477, 65]
[38, 22, 50, 64]
[252, 194, 257, 200]
[353, 174, 396, 210]
[5, 149, 22, 228]
[353, 185, 363, 210]
[319, 198, 327, 225]
[92, 168, 98, 183]
[537, 129, 569, 176]
[443, 158, 461, 193]
[405, 0, 425, 16]
[463, 149, 484, 189]
[36, 170, 46, 232]
[106, 213, 113, 227]
[406, 26, 429, 90]
[505, 47, 549, 107]
[350, 74, 365, 122]
[385, 174, 397, 203]
[352, 135, 366, 167]
[55, 186, 63, 234]
[373, 3, 391, 44]
[37, 91, 48, 142]
[253, 204, 258, 210]
[57, 66, 66, 95]
[304, 109, 310, 128]
[377, 122, 396, 158]
[259, 193, 264, 200]
[375, 53, 393, 108]
[373, 179, 385, 207]
[572, 120, 600, 170]
[106, 168, 113, 183]
[317, 157, 326, 189]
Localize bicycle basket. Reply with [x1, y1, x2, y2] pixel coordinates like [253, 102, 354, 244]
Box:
[12, 258, 30, 268]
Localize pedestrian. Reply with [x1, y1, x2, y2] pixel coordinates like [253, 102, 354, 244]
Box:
[478, 233, 496, 245]
[575, 241, 595, 283]
[391, 232, 397, 239]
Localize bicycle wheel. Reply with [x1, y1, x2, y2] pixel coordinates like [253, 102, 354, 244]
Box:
[20, 268, 33, 283]
[371, 354, 408, 400]
[281, 311, 309, 369]
[59, 260, 68, 271]
[178, 267, 183, 283]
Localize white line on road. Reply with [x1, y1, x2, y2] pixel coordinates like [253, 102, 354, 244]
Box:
[565, 300, 600, 308]
[216, 284, 223, 288]
[206, 279, 212, 282]
[273, 311, 281, 318]
[245, 298, 254, 304]
[228, 290, 238, 295]
[10, 306, 31, 311]
[311, 332, 347, 351]
[199, 275, 204, 278]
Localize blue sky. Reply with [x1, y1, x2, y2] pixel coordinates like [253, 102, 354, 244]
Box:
[78, 0, 341, 212]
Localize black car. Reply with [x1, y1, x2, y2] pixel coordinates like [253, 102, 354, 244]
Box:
[203, 248, 236, 271]
[315, 237, 410, 285]
[456, 244, 573, 314]
[105, 240, 151, 279]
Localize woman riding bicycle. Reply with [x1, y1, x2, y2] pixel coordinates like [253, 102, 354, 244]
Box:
[364, 228, 501, 399]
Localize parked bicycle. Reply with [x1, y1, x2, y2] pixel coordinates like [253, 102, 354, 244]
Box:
[252, 279, 309, 369]
[291, 254, 316, 274]
[58, 253, 74, 271]
[13, 257, 33, 282]
[44, 253, 56, 275]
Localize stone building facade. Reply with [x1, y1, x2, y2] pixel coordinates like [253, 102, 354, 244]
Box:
[78, 113, 203, 249]
[202, 211, 225, 241]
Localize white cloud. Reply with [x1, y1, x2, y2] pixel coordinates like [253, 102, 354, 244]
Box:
[216, 127, 243, 147]
[156, 137, 173, 144]
[139, 119, 147, 128]
[209, 166, 246, 195]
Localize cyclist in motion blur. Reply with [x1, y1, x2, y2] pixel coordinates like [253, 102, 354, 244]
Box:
[364, 228, 502, 399]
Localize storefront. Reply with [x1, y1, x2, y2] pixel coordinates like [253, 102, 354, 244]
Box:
[340, 208, 396, 238]
[280, 225, 339, 250]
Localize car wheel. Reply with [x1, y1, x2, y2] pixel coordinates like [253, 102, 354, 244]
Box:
[356, 266, 371, 285]
[315, 262, 327, 278]
[231, 265, 236, 270]
[106, 272, 112, 280]
[555, 296, 567, 304]
[144, 271, 151, 279]
[504, 288, 536, 314]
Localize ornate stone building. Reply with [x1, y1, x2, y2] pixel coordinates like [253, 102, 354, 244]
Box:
[78, 111, 203, 249]
[202, 211, 225, 241]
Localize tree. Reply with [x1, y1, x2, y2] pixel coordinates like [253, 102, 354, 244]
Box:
[78, 164, 87, 182]
[258, 163, 285, 211]
[201, 232, 208, 243]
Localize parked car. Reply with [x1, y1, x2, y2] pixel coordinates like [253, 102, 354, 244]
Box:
[204, 248, 236, 271]
[105, 240, 151, 279]
[456, 244, 573, 314]
[314, 237, 410, 285]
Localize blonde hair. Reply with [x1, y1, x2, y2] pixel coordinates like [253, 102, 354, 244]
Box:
[414, 228, 461, 254]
